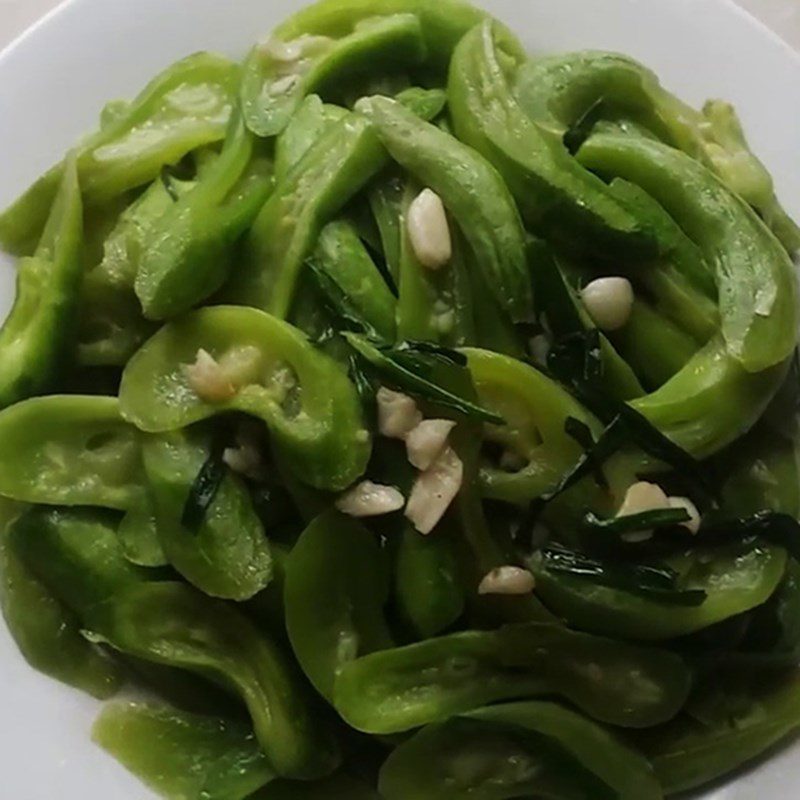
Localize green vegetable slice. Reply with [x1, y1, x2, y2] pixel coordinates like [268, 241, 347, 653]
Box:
[334, 622, 691, 732]
[119, 306, 371, 491]
[92, 702, 274, 800]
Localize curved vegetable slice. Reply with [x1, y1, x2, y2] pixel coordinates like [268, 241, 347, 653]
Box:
[643, 671, 800, 794]
[468, 702, 663, 799]
[632, 336, 790, 458]
[135, 114, 273, 319]
[0, 396, 144, 511]
[578, 133, 799, 372]
[609, 298, 699, 389]
[355, 95, 532, 322]
[513, 50, 800, 251]
[464, 348, 602, 505]
[368, 171, 405, 284]
[606, 178, 718, 340]
[79, 177, 182, 367]
[530, 542, 788, 641]
[118, 503, 167, 568]
[702, 99, 800, 251]
[334, 622, 691, 732]
[310, 219, 397, 341]
[9, 507, 151, 619]
[90, 581, 340, 780]
[0, 53, 239, 255]
[274, 95, 348, 183]
[232, 92, 448, 319]
[242, 13, 427, 137]
[270, 0, 514, 72]
[0, 501, 122, 699]
[381, 717, 614, 800]
[143, 430, 273, 601]
[0, 155, 82, 408]
[119, 306, 371, 491]
[379, 701, 663, 800]
[449, 22, 652, 257]
[230, 112, 387, 317]
[514, 51, 691, 141]
[284, 510, 393, 699]
[92, 702, 274, 800]
[395, 522, 465, 639]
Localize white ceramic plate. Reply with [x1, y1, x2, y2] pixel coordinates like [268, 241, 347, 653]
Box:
[1, 0, 799, 797]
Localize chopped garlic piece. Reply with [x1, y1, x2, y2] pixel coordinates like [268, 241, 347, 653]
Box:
[616, 481, 675, 542]
[581, 277, 634, 332]
[478, 566, 536, 596]
[223, 445, 262, 481]
[258, 37, 302, 61]
[184, 346, 264, 404]
[258, 34, 332, 62]
[407, 188, 452, 269]
[405, 447, 464, 535]
[406, 419, 457, 471]
[668, 496, 701, 535]
[336, 481, 405, 518]
[183, 349, 235, 403]
[617, 481, 670, 517]
[223, 421, 267, 481]
[267, 363, 298, 402]
[377, 387, 422, 440]
[219, 346, 263, 388]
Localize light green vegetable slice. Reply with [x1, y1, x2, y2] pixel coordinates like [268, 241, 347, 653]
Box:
[242, 13, 427, 137]
[0, 500, 122, 699]
[355, 95, 532, 323]
[92, 702, 274, 800]
[0, 396, 144, 511]
[0, 53, 239, 255]
[0, 155, 82, 407]
[119, 306, 371, 491]
[143, 429, 273, 601]
[284, 510, 393, 699]
[530, 542, 788, 641]
[578, 133, 799, 373]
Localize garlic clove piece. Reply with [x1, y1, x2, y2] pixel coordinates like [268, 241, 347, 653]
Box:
[581, 277, 634, 332]
[336, 481, 405, 518]
[478, 566, 536, 596]
[405, 419, 457, 471]
[405, 446, 464, 535]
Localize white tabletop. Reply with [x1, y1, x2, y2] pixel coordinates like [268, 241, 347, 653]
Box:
[1, 0, 800, 52]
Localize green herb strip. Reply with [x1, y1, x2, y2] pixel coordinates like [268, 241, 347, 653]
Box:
[180, 444, 227, 533]
[540, 544, 708, 606]
[583, 507, 691, 536]
[344, 334, 505, 425]
[564, 416, 608, 490]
